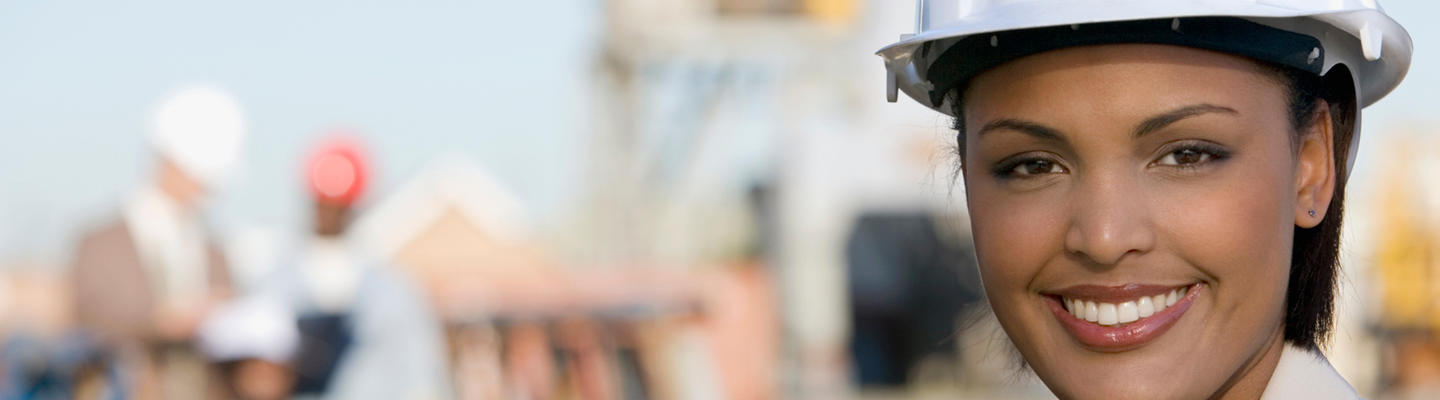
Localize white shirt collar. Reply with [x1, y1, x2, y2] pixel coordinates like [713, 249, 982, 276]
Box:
[299, 236, 364, 312]
[1261, 344, 1359, 400]
[124, 183, 210, 305]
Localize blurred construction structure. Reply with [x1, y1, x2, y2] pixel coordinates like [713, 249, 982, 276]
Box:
[1365, 134, 1440, 398]
[574, 1, 1000, 398]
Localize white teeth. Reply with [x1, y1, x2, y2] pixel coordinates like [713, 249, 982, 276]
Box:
[1097, 303, 1118, 325]
[1137, 296, 1155, 318]
[1117, 301, 1139, 324]
[1062, 286, 1191, 326]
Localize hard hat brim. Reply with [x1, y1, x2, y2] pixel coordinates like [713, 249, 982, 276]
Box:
[879, 6, 1411, 113]
[919, 17, 1327, 110]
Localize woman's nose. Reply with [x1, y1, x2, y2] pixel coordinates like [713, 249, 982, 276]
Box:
[1063, 174, 1156, 267]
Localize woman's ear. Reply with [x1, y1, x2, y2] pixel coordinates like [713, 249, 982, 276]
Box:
[1295, 101, 1337, 229]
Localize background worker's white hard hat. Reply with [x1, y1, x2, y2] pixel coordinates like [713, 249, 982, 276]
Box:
[198, 296, 299, 363]
[148, 83, 248, 187]
[878, 0, 1412, 176]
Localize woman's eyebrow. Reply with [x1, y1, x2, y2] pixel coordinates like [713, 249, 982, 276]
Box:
[976, 103, 1236, 141]
[977, 118, 1066, 142]
[1133, 104, 1239, 138]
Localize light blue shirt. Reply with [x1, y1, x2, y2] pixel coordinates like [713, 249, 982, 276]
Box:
[254, 249, 452, 400]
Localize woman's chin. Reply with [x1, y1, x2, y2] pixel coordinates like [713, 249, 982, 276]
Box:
[1043, 378, 1200, 400]
[1029, 345, 1217, 400]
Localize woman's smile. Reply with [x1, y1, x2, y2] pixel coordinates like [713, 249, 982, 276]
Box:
[1043, 282, 1203, 351]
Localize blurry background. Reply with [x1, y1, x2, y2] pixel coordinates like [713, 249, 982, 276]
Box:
[0, 0, 1438, 399]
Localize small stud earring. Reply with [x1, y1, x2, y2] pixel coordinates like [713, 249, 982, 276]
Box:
[1308, 209, 1317, 217]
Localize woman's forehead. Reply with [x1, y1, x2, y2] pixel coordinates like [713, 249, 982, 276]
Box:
[963, 44, 1287, 129]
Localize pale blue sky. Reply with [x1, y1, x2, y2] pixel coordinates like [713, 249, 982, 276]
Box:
[1354, 0, 1440, 157]
[0, 1, 598, 260]
[1, 1, 1437, 262]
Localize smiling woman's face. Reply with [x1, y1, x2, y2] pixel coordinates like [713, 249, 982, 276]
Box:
[961, 44, 1335, 399]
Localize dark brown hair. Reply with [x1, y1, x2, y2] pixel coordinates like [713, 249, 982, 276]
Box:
[948, 60, 1354, 350]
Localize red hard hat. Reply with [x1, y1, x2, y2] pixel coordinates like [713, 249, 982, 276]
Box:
[306, 134, 369, 206]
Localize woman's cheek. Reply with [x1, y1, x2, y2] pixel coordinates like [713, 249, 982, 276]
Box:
[968, 185, 1070, 295]
[1152, 168, 1294, 288]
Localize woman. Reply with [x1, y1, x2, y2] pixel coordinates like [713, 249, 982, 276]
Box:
[877, 1, 1411, 399]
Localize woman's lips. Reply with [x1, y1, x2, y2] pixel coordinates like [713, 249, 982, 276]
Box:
[1044, 282, 1204, 352]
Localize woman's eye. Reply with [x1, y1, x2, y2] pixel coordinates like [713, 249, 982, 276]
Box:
[1156, 147, 1218, 167]
[1009, 159, 1064, 177]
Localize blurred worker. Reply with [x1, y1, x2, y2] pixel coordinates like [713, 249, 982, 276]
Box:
[69, 83, 246, 398]
[197, 296, 299, 400]
[253, 134, 450, 399]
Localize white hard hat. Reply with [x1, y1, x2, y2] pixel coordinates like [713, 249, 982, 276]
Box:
[878, 0, 1412, 174]
[197, 296, 299, 364]
[148, 83, 248, 187]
